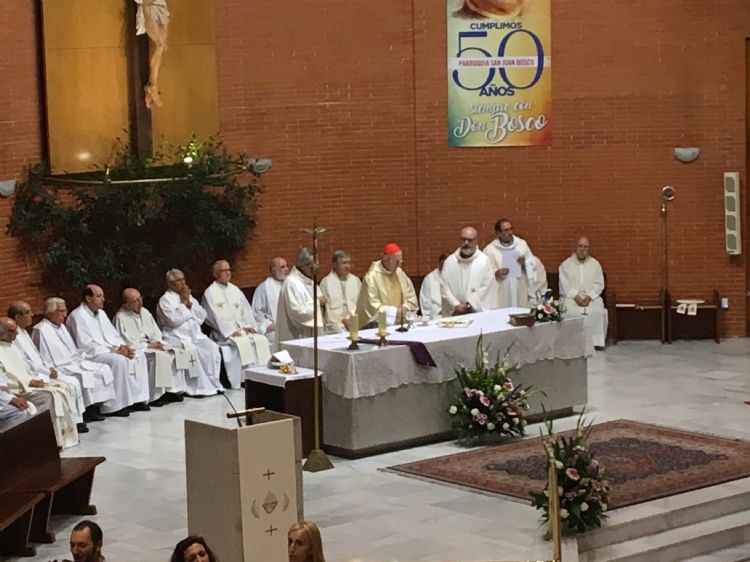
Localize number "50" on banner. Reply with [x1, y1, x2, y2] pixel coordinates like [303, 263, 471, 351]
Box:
[452, 30, 545, 91]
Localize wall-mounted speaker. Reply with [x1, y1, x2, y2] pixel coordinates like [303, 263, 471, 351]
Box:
[724, 172, 741, 255]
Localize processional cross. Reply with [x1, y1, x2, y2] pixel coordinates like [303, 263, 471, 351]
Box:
[299, 220, 334, 473]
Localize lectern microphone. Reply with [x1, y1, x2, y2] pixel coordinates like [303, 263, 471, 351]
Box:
[220, 392, 243, 427]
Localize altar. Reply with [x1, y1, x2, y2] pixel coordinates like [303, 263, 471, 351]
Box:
[281, 307, 592, 458]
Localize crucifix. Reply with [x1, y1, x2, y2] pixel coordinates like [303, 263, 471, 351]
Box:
[300, 220, 334, 473]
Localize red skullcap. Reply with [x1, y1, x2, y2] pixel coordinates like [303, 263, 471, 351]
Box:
[383, 243, 401, 255]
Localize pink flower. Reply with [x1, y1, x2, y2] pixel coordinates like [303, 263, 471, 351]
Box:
[543, 305, 554, 314]
[479, 396, 490, 407]
[566, 468, 580, 481]
[504, 381, 514, 391]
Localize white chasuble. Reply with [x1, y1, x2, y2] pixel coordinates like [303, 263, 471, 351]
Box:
[483, 236, 536, 308]
[274, 267, 324, 350]
[419, 268, 442, 319]
[439, 249, 496, 317]
[355, 261, 418, 328]
[319, 271, 361, 333]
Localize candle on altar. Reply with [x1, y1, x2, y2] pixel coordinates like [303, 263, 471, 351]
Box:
[377, 308, 387, 336]
[349, 312, 359, 341]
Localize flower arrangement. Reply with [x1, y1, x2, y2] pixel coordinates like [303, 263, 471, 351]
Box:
[530, 290, 565, 323]
[530, 411, 610, 534]
[447, 336, 538, 443]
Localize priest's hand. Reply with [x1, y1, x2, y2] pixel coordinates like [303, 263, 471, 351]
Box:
[454, 303, 469, 315]
[49, 367, 58, 379]
[318, 295, 328, 306]
[180, 285, 193, 307]
[148, 341, 164, 350]
[517, 255, 525, 266]
[574, 295, 587, 307]
[244, 327, 257, 334]
[495, 268, 509, 280]
[582, 296, 592, 306]
[267, 323, 276, 333]
[30, 379, 45, 389]
[0, 385, 9, 393]
[10, 396, 29, 410]
[231, 331, 242, 338]
[342, 317, 351, 330]
[115, 345, 135, 359]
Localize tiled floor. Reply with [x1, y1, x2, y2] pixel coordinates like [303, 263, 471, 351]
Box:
[11, 339, 750, 562]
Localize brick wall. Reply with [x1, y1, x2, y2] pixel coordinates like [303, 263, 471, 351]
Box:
[1, 0, 749, 335]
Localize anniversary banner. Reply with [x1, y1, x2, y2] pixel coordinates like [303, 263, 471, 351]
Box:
[447, 0, 552, 147]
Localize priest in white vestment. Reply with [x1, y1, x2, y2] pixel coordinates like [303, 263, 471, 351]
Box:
[356, 243, 419, 328]
[8, 302, 87, 432]
[33, 298, 115, 423]
[559, 236, 608, 348]
[320, 250, 362, 334]
[419, 253, 448, 319]
[483, 218, 537, 308]
[440, 227, 496, 316]
[157, 269, 223, 391]
[0, 318, 77, 448]
[203, 261, 272, 389]
[275, 248, 325, 350]
[67, 285, 151, 416]
[252, 257, 289, 346]
[0, 364, 36, 432]
[116, 288, 217, 401]
[528, 256, 549, 300]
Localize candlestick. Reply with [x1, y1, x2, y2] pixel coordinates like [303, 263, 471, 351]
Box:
[348, 312, 359, 350]
[377, 308, 387, 336]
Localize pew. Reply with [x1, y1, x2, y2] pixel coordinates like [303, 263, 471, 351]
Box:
[0, 410, 105, 546]
[0, 492, 45, 557]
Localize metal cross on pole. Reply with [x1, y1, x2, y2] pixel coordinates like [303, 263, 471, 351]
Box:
[300, 220, 334, 473]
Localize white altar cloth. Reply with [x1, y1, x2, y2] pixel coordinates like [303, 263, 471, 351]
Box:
[282, 307, 592, 399]
[244, 366, 315, 388]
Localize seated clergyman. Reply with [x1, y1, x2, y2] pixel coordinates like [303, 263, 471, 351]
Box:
[356, 243, 418, 328]
[319, 250, 361, 334]
[202, 260, 271, 389]
[252, 256, 289, 346]
[419, 253, 448, 319]
[440, 226, 496, 316]
[67, 285, 151, 417]
[0, 317, 78, 448]
[157, 269, 223, 392]
[559, 236, 608, 348]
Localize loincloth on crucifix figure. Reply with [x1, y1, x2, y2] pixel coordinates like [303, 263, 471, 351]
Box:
[135, 0, 170, 109]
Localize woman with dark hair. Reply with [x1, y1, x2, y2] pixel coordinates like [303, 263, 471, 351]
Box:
[288, 521, 325, 562]
[169, 536, 218, 562]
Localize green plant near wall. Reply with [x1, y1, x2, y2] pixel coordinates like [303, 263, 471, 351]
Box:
[7, 136, 264, 301]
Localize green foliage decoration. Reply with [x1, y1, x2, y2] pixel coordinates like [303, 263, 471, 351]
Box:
[7, 136, 264, 301]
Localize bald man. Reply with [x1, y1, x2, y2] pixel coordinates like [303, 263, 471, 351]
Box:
[116, 288, 215, 403]
[559, 237, 608, 348]
[356, 243, 418, 329]
[440, 227, 496, 316]
[252, 257, 289, 346]
[203, 260, 272, 389]
[67, 285, 151, 416]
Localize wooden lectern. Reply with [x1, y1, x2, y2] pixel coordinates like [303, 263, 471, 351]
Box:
[185, 411, 304, 562]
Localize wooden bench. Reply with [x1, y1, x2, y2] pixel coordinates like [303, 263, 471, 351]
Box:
[0, 410, 105, 547]
[0, 492, 45, 557]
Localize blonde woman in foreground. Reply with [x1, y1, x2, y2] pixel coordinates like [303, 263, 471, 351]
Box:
[288, 521, 325, 562]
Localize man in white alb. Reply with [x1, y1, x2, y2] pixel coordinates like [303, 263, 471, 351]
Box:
[528, 256, 549, 300]
[67, 286, 151, 416]
[356, 243, 418, 328]
[116, 288, 216, 402]
[33, 298, 115, 423]
[419, 253, 448, 319]
[157, 269, 223, 392]
[252, 257, 289, 346]
[203, 260, 272, 389]
[8, 302, 87, 433]
[440, 227, 496, 316]
[0, 318, 78, 448]
[559, 236, 608, 348]
[483, 218, 537, 308]
[0, 363, 36, 432]
[275, 248, 326, 349]
[320, 250, 361, 334]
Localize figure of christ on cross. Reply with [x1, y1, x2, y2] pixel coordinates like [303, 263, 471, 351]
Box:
[134, 0, 170, 108]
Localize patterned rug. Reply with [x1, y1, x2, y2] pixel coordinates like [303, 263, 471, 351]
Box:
[389, 420, 750, 508]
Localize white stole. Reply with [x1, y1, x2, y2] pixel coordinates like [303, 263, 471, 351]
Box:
[114, 310, 173, 387]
